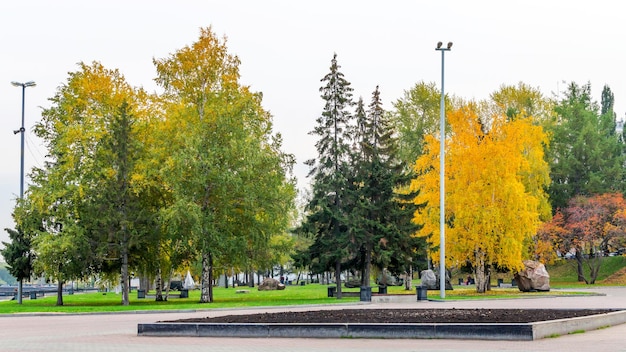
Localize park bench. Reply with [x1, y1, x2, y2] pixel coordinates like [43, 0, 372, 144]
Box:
[138, 288, 188, 299]
[327, 286, 386, 298]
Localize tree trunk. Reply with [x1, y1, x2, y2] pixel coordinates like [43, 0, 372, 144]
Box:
[17, 279, 23, 305]
[200, 251, 213, 303]
[120, 232, 129, 306]
[154, 268, 164, 301]
[208, 253, 214, 300]
[362, 244, 372, 287]
[164, 268, 173, 301]
[335, 260, 342, 299]
[590, 256, 600, 284]
[140, 274, 149, 292]
[56, 281, 64, 306]
[248, 270, 255, 288]
[474, 251, 488, 293]
[575, 250, 587, 283]
[405, 265, 413, 291]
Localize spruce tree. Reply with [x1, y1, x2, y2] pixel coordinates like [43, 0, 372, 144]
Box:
[349, 86, 418, 288]
[1, 227, 33, 304]
[303, 53, 354, 298]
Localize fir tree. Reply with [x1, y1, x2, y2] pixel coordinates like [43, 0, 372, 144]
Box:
[1, 227, 33, 304]
[303, 54, 354, 298]
[349, 86, 419, 288]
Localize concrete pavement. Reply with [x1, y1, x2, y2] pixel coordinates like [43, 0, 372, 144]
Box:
[1, 287, 626, 351]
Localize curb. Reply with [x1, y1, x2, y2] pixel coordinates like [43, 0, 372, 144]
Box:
[137, 309, 626, 340]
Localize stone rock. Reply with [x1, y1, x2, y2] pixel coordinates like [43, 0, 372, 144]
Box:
[258, 278, 284, 291]
[376, 272, 404, 286]
[515, 260, 550, 292]
[420, 270, 438, 289]
[420, 269, 454, 290]
[344, 279, 361, 288]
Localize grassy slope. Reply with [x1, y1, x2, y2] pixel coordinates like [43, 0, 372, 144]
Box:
[546, 255, 626, 285]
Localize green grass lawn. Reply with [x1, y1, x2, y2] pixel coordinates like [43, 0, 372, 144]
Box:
[0, 284, 359, 314]
[0, 282, 593, 314]
[2, 256, 624, 314]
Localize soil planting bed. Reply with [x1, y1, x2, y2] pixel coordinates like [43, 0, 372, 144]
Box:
[164, 308, 618, 324]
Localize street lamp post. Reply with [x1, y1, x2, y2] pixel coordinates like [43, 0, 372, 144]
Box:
[11, 80, 36, 304]
[435, 42, 452, 299]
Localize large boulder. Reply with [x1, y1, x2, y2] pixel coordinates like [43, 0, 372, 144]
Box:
[376, 272, 404, 287]
[420, 269, 437, 289]
[258, 278, 285, 291]
[515, 260, 550, 292]
[420, 269, 453, 290]
[344, 278, 361, 288]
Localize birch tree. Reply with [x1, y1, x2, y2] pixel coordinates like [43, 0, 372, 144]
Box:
[154, 27, 294, 303]
[412, 105, 550, 292]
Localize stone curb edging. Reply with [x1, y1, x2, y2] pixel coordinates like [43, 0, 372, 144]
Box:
[137, 310, 626, 341]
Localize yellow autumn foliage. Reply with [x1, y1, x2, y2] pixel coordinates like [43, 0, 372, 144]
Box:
[411, 106, 550, 273]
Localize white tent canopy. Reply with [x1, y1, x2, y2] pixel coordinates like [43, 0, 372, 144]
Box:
[183, 270, 196, 289]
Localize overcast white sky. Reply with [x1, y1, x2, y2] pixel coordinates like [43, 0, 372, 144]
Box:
[1, 0, 624, 247]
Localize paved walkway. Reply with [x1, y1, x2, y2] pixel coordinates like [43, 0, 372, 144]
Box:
[1, 287, 626, 352]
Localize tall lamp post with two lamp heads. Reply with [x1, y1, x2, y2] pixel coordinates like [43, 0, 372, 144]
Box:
[435, 41, 452, 299]
[11, 80, 36, 304]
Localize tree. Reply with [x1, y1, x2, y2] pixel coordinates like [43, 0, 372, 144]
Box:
[90, 100, 149, 305]
[390, 81, 446, 168]
[538, 193, 626, 284]
[412, 105, 550, 292]
[547, 82, 626, 211]
[302, 53, 354, 298]
[486, 82, 554, 123]
[348, 86, 418, 287]
[1, 226, 33, 304]
[22, 62, 149, 305]
[154, 27, 295, 303]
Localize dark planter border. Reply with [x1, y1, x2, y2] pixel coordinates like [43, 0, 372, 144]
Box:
[138, 309, 626, 340]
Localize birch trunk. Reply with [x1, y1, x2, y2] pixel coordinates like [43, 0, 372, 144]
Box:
[200, 251, 213, 303]
[155, 268, 164, 301]
[474, 251, 489, 293]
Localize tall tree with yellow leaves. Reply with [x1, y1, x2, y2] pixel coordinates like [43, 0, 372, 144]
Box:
[412, 105, 550, 292]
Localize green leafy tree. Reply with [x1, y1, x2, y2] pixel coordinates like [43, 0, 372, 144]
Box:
[154, 27, 295, 303]
[390, 81, 450, 168]
[486, 82, 554, 123]
[33, 224, 92, 305]
[25, 62, 149, 305]
[547, 82, 626, 211]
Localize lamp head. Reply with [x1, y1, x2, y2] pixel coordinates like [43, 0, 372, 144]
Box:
[11, 81, 36, 88]
[447, 42, 453, 49]
[436, 42, 443, 49]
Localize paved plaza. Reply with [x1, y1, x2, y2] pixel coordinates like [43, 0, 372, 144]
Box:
[1, 287, 626, 352]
